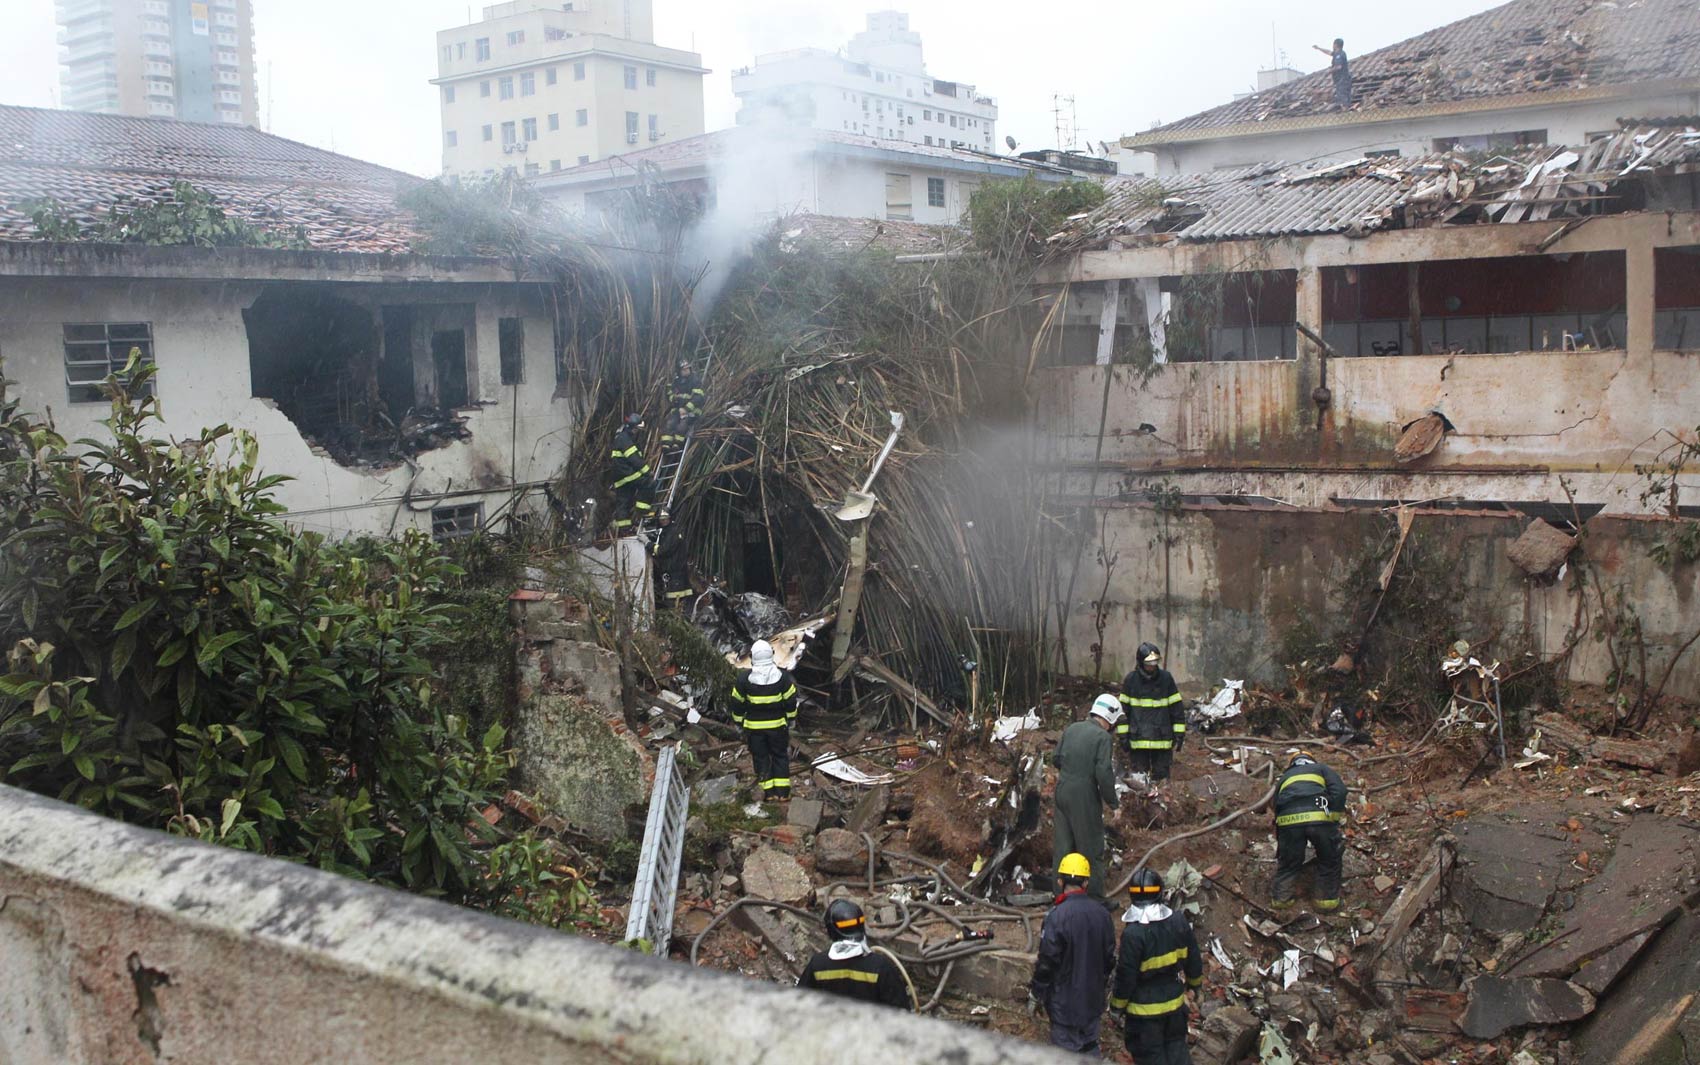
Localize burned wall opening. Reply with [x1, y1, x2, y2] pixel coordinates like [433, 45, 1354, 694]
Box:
[243, 286, 474, 467]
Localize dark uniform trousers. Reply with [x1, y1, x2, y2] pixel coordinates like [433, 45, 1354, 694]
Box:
[730, 669, 798, 799]
[1119, 667, 1186, 780]
[1271, 760, 1348, 910]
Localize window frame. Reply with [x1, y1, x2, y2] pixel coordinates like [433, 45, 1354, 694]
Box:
[926, 176, 945, 208]
[63, 322, 155, 404]
[431, 502, 484, 541]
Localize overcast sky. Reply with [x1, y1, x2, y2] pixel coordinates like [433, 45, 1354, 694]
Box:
[0, 0, 1508, 177]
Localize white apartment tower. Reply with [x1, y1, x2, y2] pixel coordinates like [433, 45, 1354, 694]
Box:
[730, 11, 997, 152]
[56, 0, 258, 124]
[433, 0, 708, 179]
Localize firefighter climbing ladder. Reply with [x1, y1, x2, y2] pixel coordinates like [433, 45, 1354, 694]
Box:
[625, 743, 691, 949]
[654, 345, 715, 512]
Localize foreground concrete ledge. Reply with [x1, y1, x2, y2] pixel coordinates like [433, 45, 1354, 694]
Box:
[0, 784, 1070, 1064]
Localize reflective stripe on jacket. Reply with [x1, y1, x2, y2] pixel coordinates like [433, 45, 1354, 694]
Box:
[1118, 667, 1185, 749]
[1274, 760, 1348, 827]
[609, 429, 650, 487]
[730, 669, 797, 729]
[1110, 911, 1203, 1018]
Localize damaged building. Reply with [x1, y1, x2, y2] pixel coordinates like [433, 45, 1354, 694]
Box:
[1125, 0, 1700, 174]
[1036, 124, 1700, 695]
[0, 105, 572, 539]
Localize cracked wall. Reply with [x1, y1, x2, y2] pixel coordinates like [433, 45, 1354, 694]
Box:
[0, 784, 1067, 1065]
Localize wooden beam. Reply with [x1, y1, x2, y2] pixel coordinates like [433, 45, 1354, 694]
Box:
[1365, 837, 1455, 984]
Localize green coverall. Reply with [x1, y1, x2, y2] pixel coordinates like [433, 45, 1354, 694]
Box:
[1052, 719, 1120, 898]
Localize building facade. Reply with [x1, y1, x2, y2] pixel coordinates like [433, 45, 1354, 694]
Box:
[56, 0, 258, 124]
[532, 127, 1063, 226]
[731, 11, 996, 152]
[432, 0, 707, 180]
[1125, 0, 1700, 175]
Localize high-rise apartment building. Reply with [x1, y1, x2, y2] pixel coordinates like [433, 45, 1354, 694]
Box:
[57, 0, 258, 125]
[433, 1, 708, 179]
[731, 11, 997, 152]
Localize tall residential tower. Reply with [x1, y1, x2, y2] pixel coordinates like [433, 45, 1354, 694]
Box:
[57, 0, 258, 124]
[432, 0, 708, 179]
[730, 11, 997, 152]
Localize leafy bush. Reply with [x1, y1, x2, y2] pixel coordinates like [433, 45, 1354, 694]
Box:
[26, 181, 308, 249]
[966, 177, 1108, 260]
[0, 361, 508, 896]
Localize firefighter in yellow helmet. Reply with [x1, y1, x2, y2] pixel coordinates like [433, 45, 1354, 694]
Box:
[1029, 853, 1117, 1053]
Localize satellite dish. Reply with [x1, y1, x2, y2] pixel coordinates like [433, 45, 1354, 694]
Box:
[1099, 140, 1111, 155]
[1005, 135, 1018, 152]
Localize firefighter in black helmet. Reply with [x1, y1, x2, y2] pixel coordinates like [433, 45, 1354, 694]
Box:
[650, 509, 691, 609]
[671, 358, 705, 421]
[608, 412, 654, 534]
[797, 898, 914, 1009]
[1271, 753, 1349, 912]
[1119, 643, 1187, 782]
[1110, 868, 1203, 1065]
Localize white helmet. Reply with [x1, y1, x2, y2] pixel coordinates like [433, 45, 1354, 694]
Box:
[1089, 693, 1124, 726]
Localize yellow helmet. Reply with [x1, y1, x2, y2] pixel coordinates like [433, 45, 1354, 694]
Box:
[1057, 853, 1092, 879]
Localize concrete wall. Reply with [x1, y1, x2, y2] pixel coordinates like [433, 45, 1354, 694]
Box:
[1059, 503, 1700, 701]
[1034, 346, 1700, 514]
[1145, 90, 1700, 175]
[0, 784, 1072, 1065]
[0, 274, 575, 538]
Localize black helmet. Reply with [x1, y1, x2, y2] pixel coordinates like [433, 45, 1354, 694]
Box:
[825, 898, 867, 941]
[677, 358, 693, 372]
[1128, 868, 1164, 899]
[1137, 642, 1162, 669]
[623, 412, 644, 429]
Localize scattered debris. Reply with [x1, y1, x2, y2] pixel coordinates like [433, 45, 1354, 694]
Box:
[1191, 680, 1245, 731]
[1461, 977, 1595, 1039]
[1507, 519, 1578, 581]
[990, 710, 1041, 743]
[812, 752, 897, 787]
[741, 848, 812, 904]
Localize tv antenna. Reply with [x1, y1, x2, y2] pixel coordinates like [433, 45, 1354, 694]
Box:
[1051, 93, 1078, 151]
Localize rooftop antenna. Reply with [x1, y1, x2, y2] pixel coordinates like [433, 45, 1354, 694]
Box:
[1051, 93, 1077, 151]
[265, 60, 273, 132]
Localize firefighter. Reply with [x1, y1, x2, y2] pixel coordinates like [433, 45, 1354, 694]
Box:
[650, 509, 691, 610]
[798, 898, 913, 1009]
[730, 639, 797, 802]
[608, 412, 654, 534]
[1119, 642, 1187, 782]
[1111, 868, 1203, 1065]
[658, 401, 691, 460]
[1030, 853, 1118, 1053]
[1053, 694, 1122, 899]
[1271, 753, 1349, 912]
[671, 358, 705, 421]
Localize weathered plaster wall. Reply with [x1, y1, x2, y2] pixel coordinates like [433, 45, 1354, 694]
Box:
[1061, 504, 1699, 701]
[1035, 347, 1700, 514]
[0, 275, 575, 538]
[0, 785, 1072, 1065]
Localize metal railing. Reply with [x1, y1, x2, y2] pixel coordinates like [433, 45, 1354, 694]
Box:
[624, 744, 691, 950]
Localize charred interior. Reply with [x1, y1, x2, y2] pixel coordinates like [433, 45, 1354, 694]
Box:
[243, 285, 476, 467]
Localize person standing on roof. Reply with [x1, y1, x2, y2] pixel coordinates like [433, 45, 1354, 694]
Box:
[1271, 753, 1349, 912]
[650, 508, 691, 610]
[1119, 643, 1187, 783]
[1111, 868, 1203, 1065]
[1052, 694, 1123, 899]
[608, 412, 654, 534]
[1312, 38, 1351, 107]
[671, 358, 705, 422]
[798, 898, 913, 1009]
[730, 639, 797, 802]
[1030, 853, 1118, 1053]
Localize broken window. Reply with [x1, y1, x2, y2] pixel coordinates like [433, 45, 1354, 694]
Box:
[1321, 253, 1627, 356]
[499, 317, 525, 384]
[1433, 129, 1546, 153]
[431, 502, 484, 540]
[432, 330, 470, 409]
[1163, 270, 1296, 363]
[63, 322, 154, 403]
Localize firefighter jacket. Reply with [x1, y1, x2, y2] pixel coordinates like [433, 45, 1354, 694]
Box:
[609, 428, 650, 488]
[671, 371, 705, 416]
[729, 669, 797, 730]
[651, 524, 688, 584]
[1111, 907, 1203, 1020]
[1118, 667, 1186, 751]
[1274, 759, 1348, 828]
[798, 940, 912, 1009]
[1030, 887, 1117, 1027]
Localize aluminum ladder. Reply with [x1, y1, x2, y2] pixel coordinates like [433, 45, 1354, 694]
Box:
[624, 743, 692, 951]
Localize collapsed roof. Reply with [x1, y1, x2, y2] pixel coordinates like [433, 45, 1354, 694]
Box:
[1132, 0, 1700, 144]
[1054, 124, 1700, 252]
[0, 104, 424, 253]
